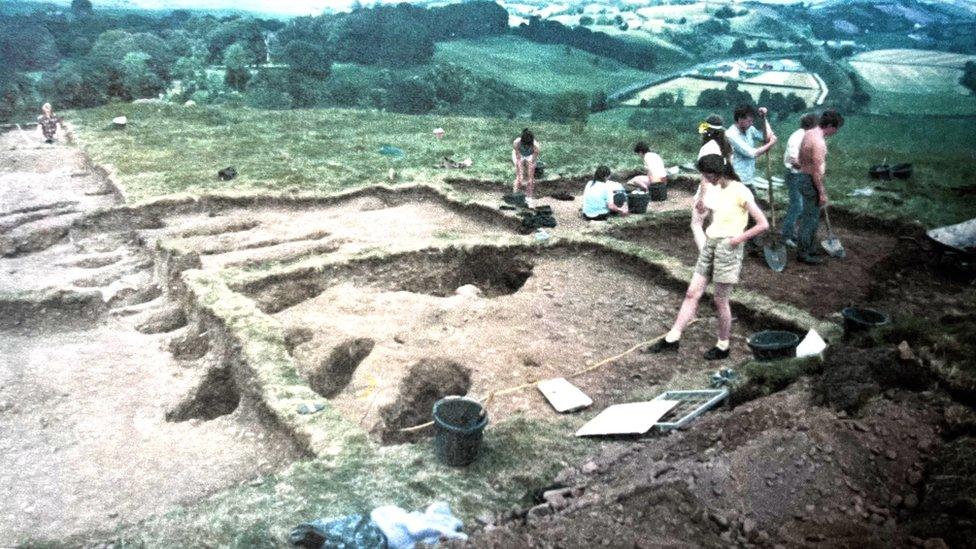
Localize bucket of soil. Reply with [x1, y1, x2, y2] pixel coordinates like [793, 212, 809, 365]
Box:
[841, 307, 890, 336]
[869, 164, 892, 180]
[648, 182, 668, 202]
[891, 163, 913, 180]
[627, 191, 650, 214]
[747, 330, 801, 361]
[433, 396, 488, 467]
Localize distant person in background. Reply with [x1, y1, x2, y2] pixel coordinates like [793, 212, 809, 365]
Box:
[727, 104, 777, 196]
[582, 165, 628, 221]
[796, 109, 844, 265]
[36, 103, 63, 144]
[647, 154, 769, 360]
[692, 114, 738, 251]
[512, 128, 540, 205]
[626, 141, 668, 191]
[780, 112, 819, 248]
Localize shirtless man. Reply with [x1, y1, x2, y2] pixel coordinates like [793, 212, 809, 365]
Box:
[796, 109, 844, 265]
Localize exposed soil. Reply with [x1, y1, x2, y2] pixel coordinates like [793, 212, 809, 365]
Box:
[270, 246, 761, 441]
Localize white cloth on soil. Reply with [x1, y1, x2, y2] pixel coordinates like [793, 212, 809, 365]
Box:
[370, 501, 466, 549]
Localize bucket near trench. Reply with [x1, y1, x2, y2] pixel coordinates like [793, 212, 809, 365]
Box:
[433, 396, 488, 467]
[648, 183, 667, 202]
[627, 192, 650, 214]
[747, 330, 801, 361]
[842, 307, 890, 336]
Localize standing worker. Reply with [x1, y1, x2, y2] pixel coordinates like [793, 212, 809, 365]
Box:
[512, 128, 540, 207]
[780, 113, 819, 248]
[692, 114, 738, 251]
[646, 154, 769, 360]
[727, 104, 777, 196]
[796, 109, 845, 265]
[626, 141, 668, 191]
[36, 103, 64, 144]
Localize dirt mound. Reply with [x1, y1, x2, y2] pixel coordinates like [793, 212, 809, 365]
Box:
[814, 345, 934, 413]
[909, 436, 976, 547]
[375, 358, 472, 444]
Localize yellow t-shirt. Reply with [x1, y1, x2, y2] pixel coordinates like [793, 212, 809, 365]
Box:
[703, 180, 754, 238]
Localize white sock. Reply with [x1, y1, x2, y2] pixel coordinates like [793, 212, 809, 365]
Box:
[715, 339, 730, 351]
[665, 330, 681, 343]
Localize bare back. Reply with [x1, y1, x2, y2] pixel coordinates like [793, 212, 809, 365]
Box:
[798, 128, 826, 179]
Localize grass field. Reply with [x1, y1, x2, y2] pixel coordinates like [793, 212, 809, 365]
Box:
[432, 36, 655, 96]
[850, 48, 976, 115]
[744, 71, 820, 89]
[68, 102, 976, 228]
[622, 76, 821, 108]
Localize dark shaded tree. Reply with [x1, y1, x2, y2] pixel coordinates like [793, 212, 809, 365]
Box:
[281, 40, 333, 78]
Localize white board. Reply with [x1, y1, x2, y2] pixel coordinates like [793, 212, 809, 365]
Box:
[537, 378, 592, 413]
[575, 400, 680, 437]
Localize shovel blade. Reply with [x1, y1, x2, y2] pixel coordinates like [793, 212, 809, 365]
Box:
[764, 243, 788, 272]
[821, 238, 845, 258]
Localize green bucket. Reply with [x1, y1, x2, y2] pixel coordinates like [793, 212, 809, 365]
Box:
[433, 396, 488, 467]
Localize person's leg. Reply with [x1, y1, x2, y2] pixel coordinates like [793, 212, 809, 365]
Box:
[781, 171, 803, 243]
[525, 159, 536, 199]
[670, 272, 708, 336]
[713, 282, 732, 341]
[512, 151, 522, 193]
[796, 175, 822, 262]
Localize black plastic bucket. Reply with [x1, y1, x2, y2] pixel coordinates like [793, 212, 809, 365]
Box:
[841, 307, 890, 336]
[628, 192, 650, 214]
[433, 396, 488, 467]
[869, 164, 891, 180]
[648, 183, 667, 201]
[746, 330, 800, 361]
[892, 163, 913, 180]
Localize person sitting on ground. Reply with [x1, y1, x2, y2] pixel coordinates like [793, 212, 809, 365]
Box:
[582, 165, 628, 221]
[647, 154, 769, 360]
[512, 128, 540, 205]
[781, 112, 819, 249]
[36, 103, 63, 144]
[796, 109, 844, 265]
[626, 141, 667, 191]
[691, 114, 739, 251]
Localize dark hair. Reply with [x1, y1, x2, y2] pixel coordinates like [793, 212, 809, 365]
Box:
[520, 128, 534, 147]
[819, 109, 844, 129]
[633, 141, 650, 155]
[733, 104, 755, 122]
[593, 165, 611, 181]
[701, 128, 733, 160]
[697, 154, 726, 176]
[799, 112, 818, 130]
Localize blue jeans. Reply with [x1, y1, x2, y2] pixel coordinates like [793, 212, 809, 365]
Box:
[796, 174, 821, 257]
[781, 171, 803, 241]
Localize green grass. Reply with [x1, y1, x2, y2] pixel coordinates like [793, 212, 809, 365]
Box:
[69, 102, 976, 227]
[433, 36, 655, 96]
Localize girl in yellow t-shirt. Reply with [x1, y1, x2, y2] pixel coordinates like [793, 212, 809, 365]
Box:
[647, 154, 768, 360]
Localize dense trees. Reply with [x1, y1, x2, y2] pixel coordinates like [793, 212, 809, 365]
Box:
[514, 16, 656, 71]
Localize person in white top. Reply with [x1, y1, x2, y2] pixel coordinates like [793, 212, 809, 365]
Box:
[626, 141, 668, 191]
[780, 113, 819, 247]
[692, 115, 739, 251]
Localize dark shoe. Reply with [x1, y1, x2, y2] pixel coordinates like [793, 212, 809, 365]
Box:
[798, 254, 824, 265]
[645, 338, 679, 353]
[703, 346, 730, 360]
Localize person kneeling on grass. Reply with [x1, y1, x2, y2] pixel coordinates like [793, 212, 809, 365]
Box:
[581, 165, 628, 221]
[647, 154, 769, 360]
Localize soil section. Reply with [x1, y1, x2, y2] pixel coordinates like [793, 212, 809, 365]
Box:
[268, 245, 761, 441]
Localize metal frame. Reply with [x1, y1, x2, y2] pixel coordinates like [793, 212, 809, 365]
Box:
[651, 389, 729, 430]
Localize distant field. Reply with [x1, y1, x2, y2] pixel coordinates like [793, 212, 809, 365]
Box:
[744, 71, 820, 88]
[433, 36, 654, 96]
[623, 76, 821, 108]
[850, 49, 976, 115]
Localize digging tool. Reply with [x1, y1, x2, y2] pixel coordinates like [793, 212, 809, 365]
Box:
[821, 205, 845, 258]
[762, 146, 787, 272]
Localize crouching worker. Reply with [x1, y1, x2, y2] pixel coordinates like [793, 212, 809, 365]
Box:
[582, 165, 628, 221]
[647, 154, 768, 360]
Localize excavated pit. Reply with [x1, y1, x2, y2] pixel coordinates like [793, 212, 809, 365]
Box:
[264, 244, 764, 443]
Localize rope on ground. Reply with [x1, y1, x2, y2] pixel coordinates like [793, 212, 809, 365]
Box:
[397, 318, 702, 433]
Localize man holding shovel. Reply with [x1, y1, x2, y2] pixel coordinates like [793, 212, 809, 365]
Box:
[796, 109, 845, 265]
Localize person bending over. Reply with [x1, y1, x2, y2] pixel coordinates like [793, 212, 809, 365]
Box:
[582, 165, 628, 221]
[647, 154, 769, 360]
[626, 141, 667, 191]
[512, 128, 540, 204]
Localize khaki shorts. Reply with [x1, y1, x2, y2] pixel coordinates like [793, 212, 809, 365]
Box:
[695, 237, 744, 284]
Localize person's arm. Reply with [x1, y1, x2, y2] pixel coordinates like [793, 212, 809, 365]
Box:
[513, 138, 521, 158]
[810, 140, 829, 206]
[728, 128, 769, 159]
[607, 184, 629, 215]
[729, 198, 769, 246]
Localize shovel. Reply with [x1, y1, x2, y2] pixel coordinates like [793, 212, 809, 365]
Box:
[762, 152, 787, 272]
[821, 205, 845, 258]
